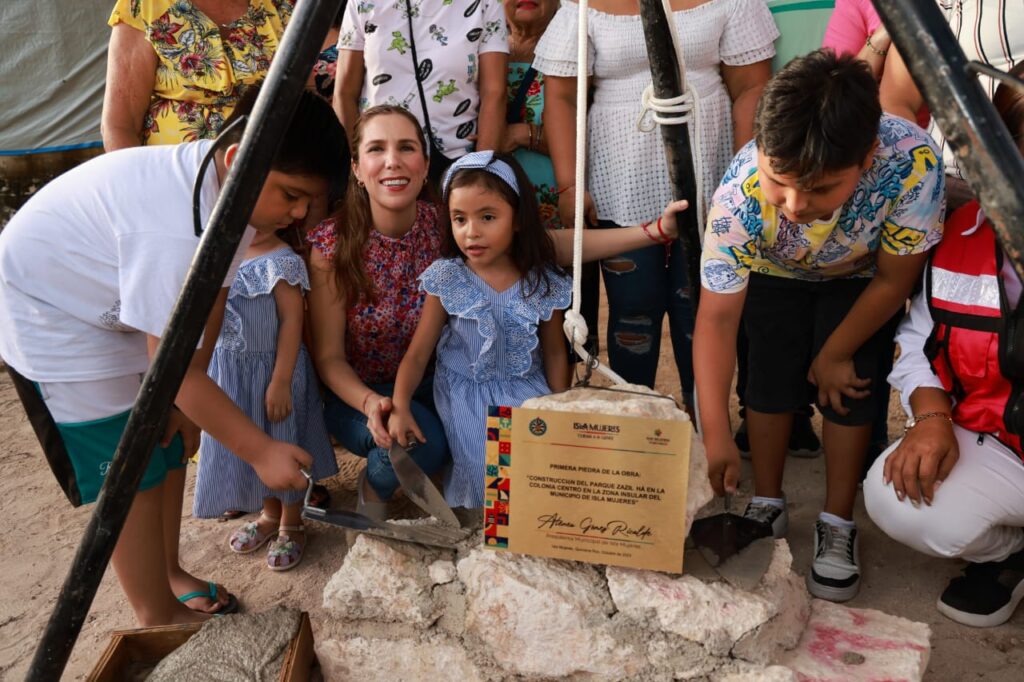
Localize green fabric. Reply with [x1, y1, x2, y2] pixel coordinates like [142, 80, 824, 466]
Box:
[767, 0, 836, 73]
[55, 409, 185, 504]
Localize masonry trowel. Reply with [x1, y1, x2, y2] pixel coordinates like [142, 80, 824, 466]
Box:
[687, 494, 775, 591]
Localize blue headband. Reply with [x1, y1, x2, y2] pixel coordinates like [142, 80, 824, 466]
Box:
[441, 151, 520, 199]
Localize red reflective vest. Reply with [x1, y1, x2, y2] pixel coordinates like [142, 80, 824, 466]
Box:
[926, 200, 1022, 458]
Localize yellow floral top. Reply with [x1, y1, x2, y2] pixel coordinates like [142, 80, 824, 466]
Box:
[108, 0, 294, 145]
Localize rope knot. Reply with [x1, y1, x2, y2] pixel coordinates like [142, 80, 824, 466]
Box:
[638, 84, 696, 132]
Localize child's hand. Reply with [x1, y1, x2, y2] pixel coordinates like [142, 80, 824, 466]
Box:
[253, 441, 313, 491]
[163, 407, 199, 457]
[704, 432, 741, 497]
[658, 199, 691, 241]
[365, 394, 394, 448]
[808, 351, 871, 416]
[388, 408, 426, 450]
[265, 378, 293, 423]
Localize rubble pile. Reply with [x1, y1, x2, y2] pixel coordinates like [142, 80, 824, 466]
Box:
[316, 386, 931, 681]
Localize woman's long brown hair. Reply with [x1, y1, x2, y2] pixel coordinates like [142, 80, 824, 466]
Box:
[331, 105, 429, 305]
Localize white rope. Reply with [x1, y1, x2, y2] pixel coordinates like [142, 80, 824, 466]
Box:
[562, 0, 627, 385]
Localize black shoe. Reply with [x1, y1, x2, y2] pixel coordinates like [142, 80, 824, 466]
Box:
[788, 413, 821, 458]
[735, 418, 751, 458]
[937, 549, 1024, 627]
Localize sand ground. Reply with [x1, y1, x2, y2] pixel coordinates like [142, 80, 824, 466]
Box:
[1, 285, 1023, 681]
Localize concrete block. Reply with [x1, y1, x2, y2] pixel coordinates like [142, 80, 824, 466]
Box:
[607, 541, 807, 657]
[777, 599, 931, 681]
[457, 548, 642, 677]
[317, 635, 484, 682]
[322, 534, 449, 628]
[522, 383, 713, 537]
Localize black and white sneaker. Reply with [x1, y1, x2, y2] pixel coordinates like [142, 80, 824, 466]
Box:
[937, 549, 1024, 627]
[742, 499, 788, 538]
[808, 520, 860, 602]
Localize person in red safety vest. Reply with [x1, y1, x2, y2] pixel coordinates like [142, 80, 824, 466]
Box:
[864, 63, 1024, 628]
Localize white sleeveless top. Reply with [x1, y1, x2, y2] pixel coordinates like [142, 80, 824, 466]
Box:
[533, 0, 778, 225]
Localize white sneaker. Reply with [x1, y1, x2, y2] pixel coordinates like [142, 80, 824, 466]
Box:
[807, 519, 860, 602]
[742, 499, 788, 538]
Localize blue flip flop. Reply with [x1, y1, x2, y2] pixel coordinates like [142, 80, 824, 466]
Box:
[177, 581, 240, 616]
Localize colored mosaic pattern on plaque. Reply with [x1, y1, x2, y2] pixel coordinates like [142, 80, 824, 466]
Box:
[484, 405, 513, 549]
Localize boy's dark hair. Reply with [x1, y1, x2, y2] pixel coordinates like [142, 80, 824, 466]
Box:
[441, 152, 562, 298]
[754, 49, 881, 184]
[222, 84, 350, 196]
[993, 62, 1024, 156]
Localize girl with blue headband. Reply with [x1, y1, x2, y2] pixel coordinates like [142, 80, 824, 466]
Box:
[385, 151, 686, 507]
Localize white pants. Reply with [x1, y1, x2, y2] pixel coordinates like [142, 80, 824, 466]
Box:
[864, 424, 1024, 564]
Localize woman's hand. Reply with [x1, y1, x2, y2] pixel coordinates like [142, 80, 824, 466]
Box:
[657, 199, 691, 241]
[557, 186, 598, 230]
[808, 351, 871, 416]
[884, 418, 958, 506]
[387, 408, 426, 450]
[365, 394, 394, 448]
[265, 378, 293, 423]
[502, 123, 531, 153]
[162, 407, 200, 459]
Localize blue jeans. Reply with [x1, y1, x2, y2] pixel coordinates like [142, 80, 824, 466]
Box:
[324, 377, 449, 499]
[599, 221, 695, 399]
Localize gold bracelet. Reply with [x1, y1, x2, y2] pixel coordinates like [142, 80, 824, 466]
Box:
[865, 34, 888, 58]
[905, 411, 952, 431]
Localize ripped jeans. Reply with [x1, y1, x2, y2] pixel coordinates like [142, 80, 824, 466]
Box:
[598, 220, 695, 402]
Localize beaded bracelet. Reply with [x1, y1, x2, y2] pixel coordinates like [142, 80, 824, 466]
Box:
[865, 34, 888, 58]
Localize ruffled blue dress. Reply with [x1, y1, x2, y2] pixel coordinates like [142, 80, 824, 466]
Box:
[421, 258, 572, 508]
[193, 247, 338, 517]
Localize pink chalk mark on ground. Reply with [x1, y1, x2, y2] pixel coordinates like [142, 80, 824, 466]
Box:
[800, 623, 927, 681]
[851, 610, 869, 628]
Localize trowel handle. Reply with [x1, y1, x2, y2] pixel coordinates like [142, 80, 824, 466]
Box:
[724, 493, 732, 513]
[300, 468, 314, 508]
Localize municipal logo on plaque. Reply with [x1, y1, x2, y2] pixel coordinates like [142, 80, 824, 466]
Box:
[528, 417, 547, 436]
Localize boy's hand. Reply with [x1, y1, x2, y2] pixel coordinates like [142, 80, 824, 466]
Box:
[162, 407, 199, 457]
[265, 378, 293, 423]
[388, 409, 426, 450]
[808, 351, 870, 416]
[366, 395, 393, 448]
[884, 418, 959, 506]
[658, 199, 691, 241]
[704, 432, 741, 497]
[253, 442, 313, 491]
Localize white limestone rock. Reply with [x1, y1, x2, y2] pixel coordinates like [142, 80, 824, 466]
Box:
[731, 542, 812, 663]
[716, 664, 798, 682]
[321, 534, 449, 627]
[777, 599, 931, 681]
[429, 559, 458, 585]
[522, 384, 713, 536]
[607, 540, 808, 657]
[457, 548, 642, 678]
[317, 635, 484, 682]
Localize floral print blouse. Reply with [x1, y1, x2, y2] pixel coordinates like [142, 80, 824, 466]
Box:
[306, 201, 442, 385]
[108, 0, 294, 145]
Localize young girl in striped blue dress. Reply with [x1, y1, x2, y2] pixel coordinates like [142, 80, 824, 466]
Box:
[386, 151, 572, 508]
[194, 229, 337, 570]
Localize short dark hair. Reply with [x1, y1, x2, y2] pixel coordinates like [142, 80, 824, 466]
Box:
[222, 84, 350, 196]
[754, 49, 881, 184]
[441, 153, 562, 298]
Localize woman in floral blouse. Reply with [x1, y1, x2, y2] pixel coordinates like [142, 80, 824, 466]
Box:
[102, 0, 293, 149]
[306, 105, 447, 520]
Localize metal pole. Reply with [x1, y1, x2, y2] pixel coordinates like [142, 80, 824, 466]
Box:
[636, 0, 703, 303]
[872, 0, 1024, 281]
[25, 1, 342, 678]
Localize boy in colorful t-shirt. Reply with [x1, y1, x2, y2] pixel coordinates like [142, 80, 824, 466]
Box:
[694, 50, 945, 602]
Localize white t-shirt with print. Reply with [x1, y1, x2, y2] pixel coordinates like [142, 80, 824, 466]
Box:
[339, 0, 508, 158]
[0, 141, 253, 382]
